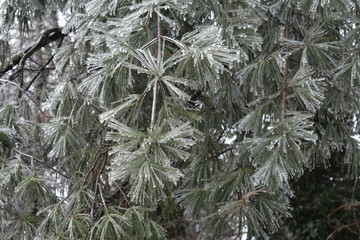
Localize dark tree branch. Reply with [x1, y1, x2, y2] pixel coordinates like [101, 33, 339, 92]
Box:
[0, 28, 66, 77]
[23, 35, 64, 94]
[25, 32, 64, 94]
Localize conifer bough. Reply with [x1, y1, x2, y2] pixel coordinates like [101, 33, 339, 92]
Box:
[0, 1, 360, 239]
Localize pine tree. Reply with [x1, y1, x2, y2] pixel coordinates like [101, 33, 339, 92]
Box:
[1, 0, 360, 239]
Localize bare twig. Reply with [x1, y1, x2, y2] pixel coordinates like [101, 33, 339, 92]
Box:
[328, 202, 360, 217]
[114, 182, 131, 206]
[205, 148, 233, 162]
[24, 36, 65, 93]
[0, 78, 46, 115]
[83, 147, 105, 185]
[241, 187, 266, 203]
[98, 182, 109, 213]
[23, 56, 54, 93]
[68, 94, 82, 127]
[11, 148, 69, 179]
[91, 153, 108, 218]
[326, 221, 360, 240]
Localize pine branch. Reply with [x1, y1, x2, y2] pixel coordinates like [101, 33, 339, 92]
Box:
[150, 13, 162, 128]
[0, 28, 66, 77]
[281, 22, 290, 122]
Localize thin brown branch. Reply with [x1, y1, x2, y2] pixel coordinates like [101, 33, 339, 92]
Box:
[205, 148, 232, 161]
[328, 202, 360, 217]
[327, 82, 360, 105]
[83, 147, 106, 185]
[114, 182, 131, 207]
[326, 221, 360, 240]
[0, 78, 46, 115]
[11, 148, 69, 179]
[241, 187, 266, 203]
[91, 153, 108, 219]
